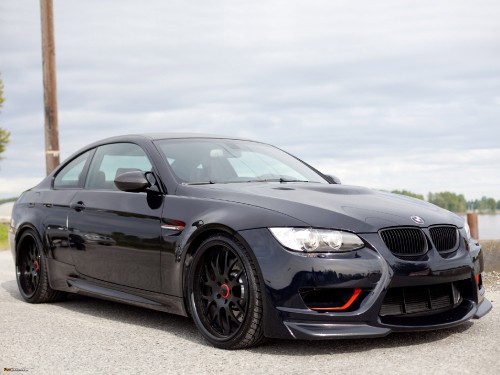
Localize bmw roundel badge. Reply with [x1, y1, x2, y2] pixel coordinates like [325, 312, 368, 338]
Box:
[411, 215, 425, 224]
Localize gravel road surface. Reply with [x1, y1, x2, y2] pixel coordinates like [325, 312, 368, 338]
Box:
[1, 250, 498, 375]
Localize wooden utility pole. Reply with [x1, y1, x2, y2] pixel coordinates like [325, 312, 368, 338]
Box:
[467, 212, 479, 240]
[40, 0, 60, 175]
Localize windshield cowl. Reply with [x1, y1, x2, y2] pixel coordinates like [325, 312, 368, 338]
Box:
[184, 177, 321, 185]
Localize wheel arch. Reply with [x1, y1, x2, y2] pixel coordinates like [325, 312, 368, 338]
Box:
[13, 223, 45, 261]
[180, 223, 265, 317]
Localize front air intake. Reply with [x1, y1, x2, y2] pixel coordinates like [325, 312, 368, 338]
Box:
[380, 282, 463, 317]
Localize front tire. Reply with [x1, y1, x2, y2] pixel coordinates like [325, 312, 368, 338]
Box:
[188, 234, 265, 349]
[16, 229, 66, 303]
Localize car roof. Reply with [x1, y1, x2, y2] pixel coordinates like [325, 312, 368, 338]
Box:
[97, 133, 256, 143]
[47, 133, 266, 181]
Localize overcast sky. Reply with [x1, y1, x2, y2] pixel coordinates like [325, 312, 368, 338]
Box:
[1, 0, 499, 200]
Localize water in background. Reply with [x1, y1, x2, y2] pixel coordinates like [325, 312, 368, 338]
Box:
[473, 215, 500, 240]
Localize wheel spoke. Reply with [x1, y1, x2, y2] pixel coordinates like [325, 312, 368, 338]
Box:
[30, 243, 37, 261]
[231, 299, 246, 314]
[233, 268, 244, 281]
[226, 258, 238, 277]
[200, 294, 212, 303]
[227, 307, 242, 325]
[209, 305, 220, 326]
[215, 250, 223, 276]
[204, 260, 215, 282]
[203, 297, 217, 314]
[218, 308, 227, 335]
[221, 306, 238, 336]
[222, 250, 229, 275]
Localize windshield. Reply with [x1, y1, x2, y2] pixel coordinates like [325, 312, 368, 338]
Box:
[154, 138, 328, 184]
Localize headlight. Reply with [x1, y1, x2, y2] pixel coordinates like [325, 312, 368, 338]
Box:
[269, 227, 364, 253]
[463, 220, 471, 240]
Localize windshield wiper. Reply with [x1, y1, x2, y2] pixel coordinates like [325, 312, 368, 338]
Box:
[278, 178, 310, 183]
[186, 178, 318, 185]
[185, 180, 216, 185]
[246, 178, 313, 183]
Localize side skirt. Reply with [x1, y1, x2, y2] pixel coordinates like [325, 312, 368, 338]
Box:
[46, 258, 187, 316]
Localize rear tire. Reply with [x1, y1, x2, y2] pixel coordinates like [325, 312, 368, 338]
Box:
[16, 230, 67, 303]
[188, 234, 266, 349]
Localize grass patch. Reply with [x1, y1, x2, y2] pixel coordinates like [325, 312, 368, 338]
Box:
[0, 222, 9, 250]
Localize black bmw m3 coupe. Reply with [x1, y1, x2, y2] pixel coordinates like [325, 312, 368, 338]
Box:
[9, 134, 491, 349]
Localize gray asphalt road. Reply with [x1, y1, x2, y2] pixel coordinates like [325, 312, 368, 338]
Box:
[1, 250, 498, 375]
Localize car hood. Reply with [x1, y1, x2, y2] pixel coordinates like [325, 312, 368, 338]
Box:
[176, 183, 465, 233]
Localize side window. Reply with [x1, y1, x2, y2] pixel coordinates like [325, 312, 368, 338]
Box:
[85, 143, 152, 190]
[53, 150, 92, 189]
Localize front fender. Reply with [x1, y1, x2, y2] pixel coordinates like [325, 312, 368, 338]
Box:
[159, 194, 308, 297]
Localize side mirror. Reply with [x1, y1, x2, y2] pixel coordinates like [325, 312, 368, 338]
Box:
[324, 174, 341, 184]
[114, 171, 150, 192]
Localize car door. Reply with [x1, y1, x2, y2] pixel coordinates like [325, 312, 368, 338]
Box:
[68, 142, 163, 292]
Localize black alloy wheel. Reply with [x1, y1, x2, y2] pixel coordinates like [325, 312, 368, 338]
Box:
[16, 230, 66, 303]
[188, 234, 265, 349]
[17, 232, 41, 298]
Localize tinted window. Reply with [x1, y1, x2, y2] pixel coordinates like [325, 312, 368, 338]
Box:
[85, 143, 152, 190]
[53, 150, 92, 189]
[155, 139, 327, 184]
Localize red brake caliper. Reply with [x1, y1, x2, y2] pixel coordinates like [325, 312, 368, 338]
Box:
[220, 284, 230, 299]
[34, 260, 39, 272]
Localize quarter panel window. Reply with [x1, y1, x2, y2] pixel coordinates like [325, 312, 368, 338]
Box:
[53, 150, 92, 189]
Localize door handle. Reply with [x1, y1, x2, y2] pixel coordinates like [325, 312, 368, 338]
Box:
[70, 201, 86, 212]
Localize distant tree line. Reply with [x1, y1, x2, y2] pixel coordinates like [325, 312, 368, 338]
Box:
[391, 190, 424, 201]
[0, 76, 11, 161]
[427, 192, 467, 213]
[0, 197, 17, 205]
[391, 190, 498, 214]
[468, 196, 499, 213]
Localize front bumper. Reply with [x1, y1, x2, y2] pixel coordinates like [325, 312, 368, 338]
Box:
[239, 228, 491, 340]
[285, 298, 492, 340]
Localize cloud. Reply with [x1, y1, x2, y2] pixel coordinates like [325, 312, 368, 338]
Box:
[0, 0, 499, 200]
